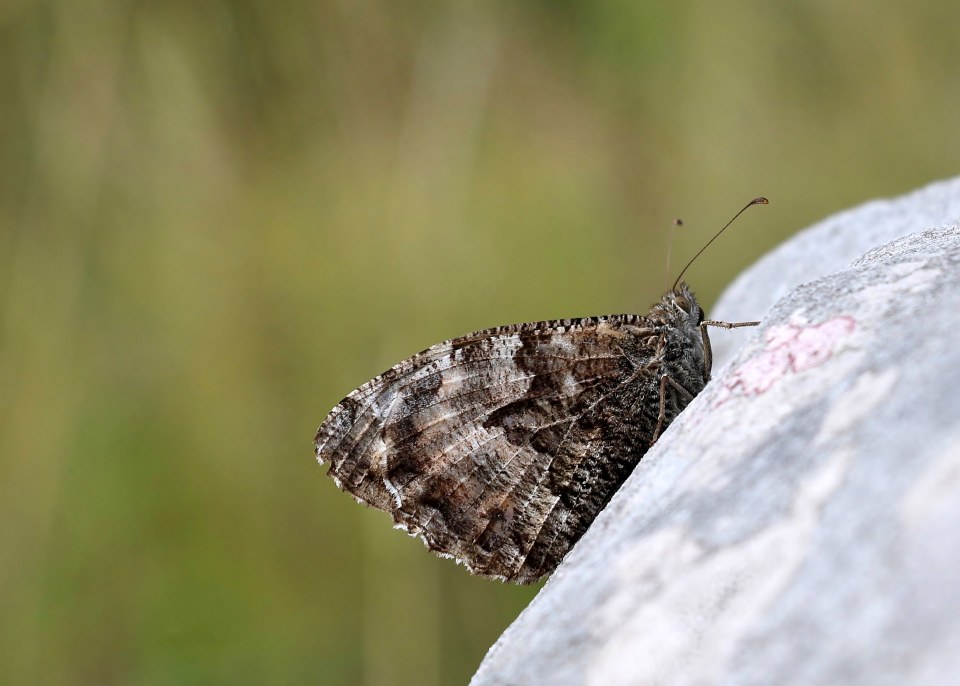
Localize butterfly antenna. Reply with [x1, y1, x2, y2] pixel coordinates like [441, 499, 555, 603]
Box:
[671, 196, 769, 291]
[664, 217, 683, 290]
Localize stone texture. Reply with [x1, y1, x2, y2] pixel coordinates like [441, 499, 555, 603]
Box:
[471, 178, 960, 686]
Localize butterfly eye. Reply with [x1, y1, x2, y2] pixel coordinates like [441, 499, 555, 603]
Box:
[696, 306, 705, 325]
[675, 295, 690, 311]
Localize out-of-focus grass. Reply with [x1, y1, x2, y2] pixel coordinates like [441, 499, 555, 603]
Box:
[1, 1, 958, 684]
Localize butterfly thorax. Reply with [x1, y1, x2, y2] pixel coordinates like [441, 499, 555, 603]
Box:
[645, 284, 709, 394]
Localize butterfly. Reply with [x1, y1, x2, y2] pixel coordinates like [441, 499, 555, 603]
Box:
[315, 198, 767, 583]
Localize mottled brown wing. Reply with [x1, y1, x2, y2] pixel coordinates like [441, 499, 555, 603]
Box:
[315, 315, 663, 583]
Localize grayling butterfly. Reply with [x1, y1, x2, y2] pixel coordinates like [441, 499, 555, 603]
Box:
[315, 197, 767, 583]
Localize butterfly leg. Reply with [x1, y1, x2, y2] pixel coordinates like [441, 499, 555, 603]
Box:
[652, 374, 697, 445]
[699, 319, 760, 380]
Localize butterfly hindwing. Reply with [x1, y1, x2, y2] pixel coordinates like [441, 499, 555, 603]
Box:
[315, 314, 668, 582]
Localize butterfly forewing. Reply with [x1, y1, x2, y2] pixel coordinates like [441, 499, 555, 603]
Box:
[315, 314, 672, 583]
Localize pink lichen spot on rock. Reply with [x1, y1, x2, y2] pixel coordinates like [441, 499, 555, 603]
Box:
[717, 316, 856, 403]
[790, 317, 856, 372]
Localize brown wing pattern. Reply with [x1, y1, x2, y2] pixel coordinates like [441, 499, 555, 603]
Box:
[315, 315, 663, 582]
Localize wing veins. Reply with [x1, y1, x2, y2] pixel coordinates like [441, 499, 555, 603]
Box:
[511, 366, 648, 575]
[332, 354, 618, 486]
[383, 373, 612, 452]
[454, 367, 644, 575]
[320, 349, 619, 456]
[326, 346, 623, 478]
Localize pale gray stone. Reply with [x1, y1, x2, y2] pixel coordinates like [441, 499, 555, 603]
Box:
[471, 180, 960, 686]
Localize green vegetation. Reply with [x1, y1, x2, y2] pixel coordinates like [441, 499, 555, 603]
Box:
[1, 1, 957, 683]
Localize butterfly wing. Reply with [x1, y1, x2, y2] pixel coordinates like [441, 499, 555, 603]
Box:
[315, 315, 662, 583]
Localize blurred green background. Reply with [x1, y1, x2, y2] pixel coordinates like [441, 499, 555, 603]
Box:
[1, 1, 957, 684]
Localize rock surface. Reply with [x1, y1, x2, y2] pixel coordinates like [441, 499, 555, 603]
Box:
[471, 178, 960, 686]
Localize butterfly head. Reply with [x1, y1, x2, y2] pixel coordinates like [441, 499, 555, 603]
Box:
[659, 282, 705, 327]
